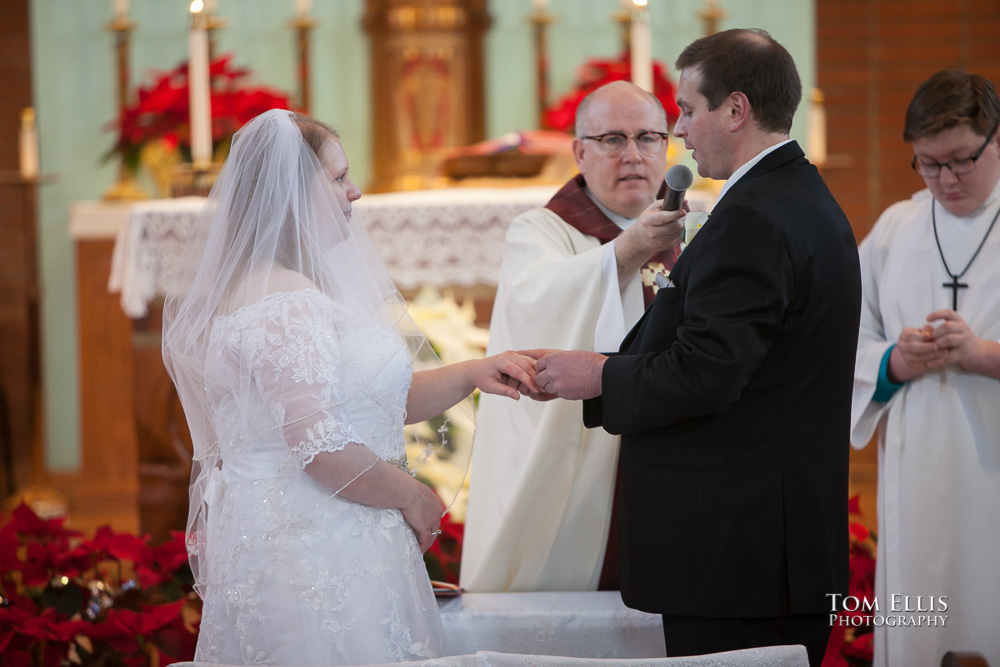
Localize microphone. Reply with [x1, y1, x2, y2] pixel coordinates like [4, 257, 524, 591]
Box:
[662, 164, 693, 212]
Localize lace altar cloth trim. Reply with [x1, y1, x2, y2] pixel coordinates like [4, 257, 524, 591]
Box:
[108, 187, 559, 318]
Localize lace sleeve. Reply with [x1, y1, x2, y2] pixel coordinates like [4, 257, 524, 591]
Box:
[248, 290, 366, 469]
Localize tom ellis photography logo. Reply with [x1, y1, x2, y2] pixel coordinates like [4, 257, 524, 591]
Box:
[828, 594, 949, 628]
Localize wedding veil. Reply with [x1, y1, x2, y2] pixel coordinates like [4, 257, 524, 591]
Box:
[162, 109, 467, 593]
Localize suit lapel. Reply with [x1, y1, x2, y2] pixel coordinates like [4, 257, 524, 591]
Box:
[617, 142, 807, 356]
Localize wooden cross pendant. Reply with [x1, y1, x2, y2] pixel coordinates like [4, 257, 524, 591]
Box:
[943, 275, 968, 310]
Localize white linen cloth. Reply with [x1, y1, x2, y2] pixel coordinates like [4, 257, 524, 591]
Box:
[108, 188, 559, 318]
[170, 644, 808, 666]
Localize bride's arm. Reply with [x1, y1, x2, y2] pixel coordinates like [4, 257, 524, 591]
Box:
[404, 352, 540, 424]
[304, 446, 443, 551]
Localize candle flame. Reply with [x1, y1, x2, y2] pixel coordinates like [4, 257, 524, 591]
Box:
[632, 0, 648, 6]
[190, 0, 204, 13]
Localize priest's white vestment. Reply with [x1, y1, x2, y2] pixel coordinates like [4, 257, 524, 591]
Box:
[460, 207, 647, 592]
[851, 184, 1000, 667]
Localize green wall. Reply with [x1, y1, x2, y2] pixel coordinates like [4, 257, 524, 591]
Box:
[30, 0, 814, 470]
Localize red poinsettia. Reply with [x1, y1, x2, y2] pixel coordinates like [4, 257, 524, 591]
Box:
[544, 53, 681, 133]
[821, 494, 877, 667]
[425, 506, 464, 585]
[0, 503, 199, 667]
[106, 53, 293, 170]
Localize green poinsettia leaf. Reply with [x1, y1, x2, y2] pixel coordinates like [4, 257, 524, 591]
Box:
[39, 582, 83, 618]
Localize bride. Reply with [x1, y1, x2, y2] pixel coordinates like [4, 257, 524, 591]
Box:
[162, 109, 538, 665]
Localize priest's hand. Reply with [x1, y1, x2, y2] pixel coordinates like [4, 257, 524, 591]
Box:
[926, 309, 1000, 379]
[614, 200, 686, 286]
[528, 350, 607, 401]
[888, 324, 941, 382]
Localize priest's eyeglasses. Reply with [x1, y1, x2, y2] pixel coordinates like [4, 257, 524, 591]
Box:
[911, 132, 993, 178]
[582, 131, 669, 158]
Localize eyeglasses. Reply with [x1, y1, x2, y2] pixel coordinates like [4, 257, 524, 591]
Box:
[911, 132, 995, 178]
[582, 131, 669, 158]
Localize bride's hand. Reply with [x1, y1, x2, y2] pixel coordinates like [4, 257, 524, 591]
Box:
[468, 351, 539, 400]
[400, 478, 444, 552]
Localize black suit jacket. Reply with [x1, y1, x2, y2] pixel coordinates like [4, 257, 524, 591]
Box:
[584, 142, 861, 617]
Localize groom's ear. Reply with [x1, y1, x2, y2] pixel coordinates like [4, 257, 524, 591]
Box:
[727, 91, 752, 132]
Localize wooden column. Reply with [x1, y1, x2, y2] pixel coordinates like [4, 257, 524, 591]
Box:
[363, 0, 492, 192]
[61, 204, 140, 535]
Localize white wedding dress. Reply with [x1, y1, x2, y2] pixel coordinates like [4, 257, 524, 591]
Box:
[193, 288, 446, 666]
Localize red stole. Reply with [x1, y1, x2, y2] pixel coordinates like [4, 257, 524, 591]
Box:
[545, 173, 681, 308]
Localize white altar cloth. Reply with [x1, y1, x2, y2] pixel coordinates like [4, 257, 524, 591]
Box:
[173, 646, 808, 666]
[102, 185, 716, 318]
[439, 592, 664, 659]
[106, 187, 559, 318]
[170, 590, 809, 664]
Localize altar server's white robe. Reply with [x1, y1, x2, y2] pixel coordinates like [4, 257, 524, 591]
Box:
[460, 207, 645, 592]
[851, 184, 1000, 667]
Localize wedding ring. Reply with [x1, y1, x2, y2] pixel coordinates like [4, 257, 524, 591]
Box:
[431, 529, 443, 536]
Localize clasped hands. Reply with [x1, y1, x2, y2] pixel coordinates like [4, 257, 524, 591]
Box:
[491, 349, 607, 401]
[890, 309, 1000, 382]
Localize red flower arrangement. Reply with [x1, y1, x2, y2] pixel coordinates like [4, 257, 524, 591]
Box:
[424, 508, 464, 586]
[0, 504, 199, 667]
[544, 53, 681, 133]
[822, 494, 877, 667]
[106, 53, 293, 171]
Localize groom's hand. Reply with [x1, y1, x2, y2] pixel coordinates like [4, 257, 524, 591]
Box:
[532, 350, 607, 401]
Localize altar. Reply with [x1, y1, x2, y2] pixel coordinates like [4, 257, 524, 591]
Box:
[107, 186, 562, 319]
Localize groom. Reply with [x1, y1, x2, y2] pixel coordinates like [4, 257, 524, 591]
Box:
[530, 29, 861, 665]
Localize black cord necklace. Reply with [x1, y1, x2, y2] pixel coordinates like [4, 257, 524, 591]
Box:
[932, 197, 1000, 310]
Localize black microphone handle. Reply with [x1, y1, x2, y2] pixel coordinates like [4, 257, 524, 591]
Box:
[663, 187, 686, 212]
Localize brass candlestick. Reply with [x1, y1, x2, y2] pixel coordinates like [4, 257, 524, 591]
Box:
[698, 0, 727, 36]
[205, 13, 229, 63]
[103, 14, 147, 201]
[291, 16, 318, 113]
[612, 7, 631, 55]
[529, 9, 554, 129]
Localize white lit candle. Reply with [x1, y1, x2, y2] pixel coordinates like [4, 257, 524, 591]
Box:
[294, 0, 312, 17]
[19, 107, 39, 180]
[807, 88, 828, 167]
[630, 0, 652, 93]
[189, 1, 213, 167]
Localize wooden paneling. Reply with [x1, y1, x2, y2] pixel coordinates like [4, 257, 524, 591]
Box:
[818, 0, 1000, 244]
[52, 238, 140, 535]
[0, 0, 41, 498]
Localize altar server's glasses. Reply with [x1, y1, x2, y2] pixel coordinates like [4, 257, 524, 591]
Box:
[911, 132, 994, 178]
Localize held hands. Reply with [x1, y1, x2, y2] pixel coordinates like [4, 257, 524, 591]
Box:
[520, 349, 607, 401]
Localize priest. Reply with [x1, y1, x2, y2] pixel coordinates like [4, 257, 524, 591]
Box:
[851, 68, 1000, 667]
[460, 81, 685, 592]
